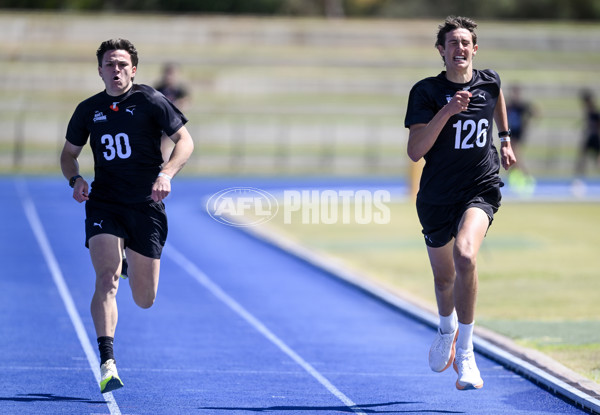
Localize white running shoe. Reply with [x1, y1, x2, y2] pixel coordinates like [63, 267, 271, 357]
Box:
[428, 327, 458, 372]
[100, 359, 124, 393]
[453, 348, 484, 390]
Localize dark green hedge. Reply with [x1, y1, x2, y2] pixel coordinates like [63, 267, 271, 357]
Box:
[1, 0, 599, 20]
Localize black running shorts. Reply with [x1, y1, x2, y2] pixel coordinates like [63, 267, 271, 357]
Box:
[84, 198, 168, 259]
[416, 187, 501, 248]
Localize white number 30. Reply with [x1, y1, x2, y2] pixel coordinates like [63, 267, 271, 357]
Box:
[101, 133, 132, 160]
[453, 119, 489, 149]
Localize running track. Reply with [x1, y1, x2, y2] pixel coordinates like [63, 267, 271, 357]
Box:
[1, 176, 596, 415]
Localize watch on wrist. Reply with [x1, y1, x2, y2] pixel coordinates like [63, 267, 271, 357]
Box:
[69, 175, 82, 188]
[498, 129, 511, 138]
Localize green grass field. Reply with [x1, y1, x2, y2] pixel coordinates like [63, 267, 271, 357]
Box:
[258, 200, 600, 383]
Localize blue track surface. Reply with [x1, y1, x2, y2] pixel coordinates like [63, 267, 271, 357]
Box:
[1, 176, 593, 415]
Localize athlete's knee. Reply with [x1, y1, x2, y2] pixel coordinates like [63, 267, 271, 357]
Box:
[132, 288, 156, 309]
[432, 264, 455, 291]
[95, 270, 119, 296]
[137, 297, 155, 309]
[453, 244, 477, 275]
[127, 258, 160, 309]
[135, 296, 155, 309]
[433, 272, 455, 293]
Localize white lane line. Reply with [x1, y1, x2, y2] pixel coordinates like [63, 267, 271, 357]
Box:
[17, 179, 121, 415]
[165, 245, 367, 415]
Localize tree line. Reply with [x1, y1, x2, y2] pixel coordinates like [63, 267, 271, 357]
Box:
[2, 0, 599, 20]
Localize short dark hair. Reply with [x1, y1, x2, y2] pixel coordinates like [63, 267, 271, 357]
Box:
[435, 16, 478, 48]
[96, 38, 138, 67]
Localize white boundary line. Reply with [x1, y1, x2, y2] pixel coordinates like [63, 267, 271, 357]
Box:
[164, 245, 367, 415]
[17, 179, 122, 415]
[236, 220, 600, 415]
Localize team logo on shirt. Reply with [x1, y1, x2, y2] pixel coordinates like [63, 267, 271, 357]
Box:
[446, 95, 453, 103]
[110, 102, 119, 111]
[93, 111, 107, 123]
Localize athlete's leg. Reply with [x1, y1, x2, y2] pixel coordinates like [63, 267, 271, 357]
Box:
[427, 241, 456, 318]
[125, 248, 160, 309]
[426, 241, 459, 372]
[449, 207, 489, 389]
[453, 207, 489, 325]
[89, 234, 124, 338]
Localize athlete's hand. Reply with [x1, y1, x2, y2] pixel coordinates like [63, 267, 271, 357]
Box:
[152, 175, 171, 202]
[500, 143, 518, 170]
[447, 91, 472, 115]
[72, 179, 89, 203]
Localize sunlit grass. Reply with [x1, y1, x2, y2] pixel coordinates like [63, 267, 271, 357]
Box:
[256, 201, 600, 382]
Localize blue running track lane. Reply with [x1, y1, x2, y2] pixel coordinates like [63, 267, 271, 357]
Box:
[1, 176, 595, 415]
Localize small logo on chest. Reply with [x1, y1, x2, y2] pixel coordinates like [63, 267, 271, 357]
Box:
[93, 111, 107, 123]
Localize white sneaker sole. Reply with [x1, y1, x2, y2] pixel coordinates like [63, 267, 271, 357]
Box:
[429, 329, 459, 373]
[453, 360, 484, 390]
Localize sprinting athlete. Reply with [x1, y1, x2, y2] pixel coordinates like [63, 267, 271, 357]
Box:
[60, 38, 194, 393]
[404, 16, 516, 390]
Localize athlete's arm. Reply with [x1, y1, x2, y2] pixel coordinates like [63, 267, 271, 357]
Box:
[407, 90, 472, 162]
[493, 89, 517, 170]
[60, 141, 89, 203]
[151, 125, 194, 202]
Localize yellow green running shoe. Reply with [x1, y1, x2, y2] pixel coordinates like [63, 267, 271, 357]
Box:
[100, 359, 124, 393]
[120, 256, 128, 280]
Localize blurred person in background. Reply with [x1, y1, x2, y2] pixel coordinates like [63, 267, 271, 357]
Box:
[60, 38, 194, 394]
[505, 84, 537, 188]
[574, 89, 600, 178]
[155, 62, 190, 163]
[404, 16, 516, 391]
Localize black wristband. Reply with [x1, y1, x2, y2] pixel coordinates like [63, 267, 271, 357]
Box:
[69, 175, 82, 188]
[498, 129, 511, 138]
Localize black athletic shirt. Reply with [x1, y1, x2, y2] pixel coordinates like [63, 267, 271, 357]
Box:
[66, 84, 187, 203]
[405, 69, 502, 205]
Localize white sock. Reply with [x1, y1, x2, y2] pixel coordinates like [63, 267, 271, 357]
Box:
[439, 310, 457, 334]
[457, 321, 475, 351]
